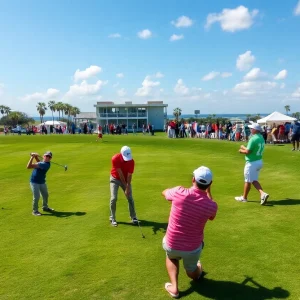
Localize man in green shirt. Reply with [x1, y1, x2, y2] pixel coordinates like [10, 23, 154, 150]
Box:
[235, 123, 269, 205]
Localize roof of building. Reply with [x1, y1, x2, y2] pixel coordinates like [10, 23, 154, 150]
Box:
[73, 112, 96, 119]
[95, 101, 167, 107]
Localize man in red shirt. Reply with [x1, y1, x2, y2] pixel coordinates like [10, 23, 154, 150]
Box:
[109, 146, 138, 227]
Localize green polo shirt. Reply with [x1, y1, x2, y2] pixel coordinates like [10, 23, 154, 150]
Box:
[245, 134, 265, 162]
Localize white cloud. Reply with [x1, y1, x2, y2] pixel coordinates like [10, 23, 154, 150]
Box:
[137, 29, 152, 39]
[65, 80, 107, 98]
[202, 71, 220, 81]
[155, 72, 164, 78]
[204, 93, 211, 98]
[274, 69, 288, 80]
[221, 72, 232, 78]
[174, 79, 189, 95]
[205, 6, 259, 32]
[20, 88, 60, 102]
[236, 51, 255, 71]
[170, 34, 184, 41]
[117, 88, 127, 97]
[243, 68, 266, 81]
[108, 33, 121, 38]
[135, 76, 160, 96]
[233, 81, 277, 95]
[294, 0, 300, 15]
[223, 90, 228, 95]
[292, 87, 300, 97]
[116, 73, 124, 78]
[74, 65, 102, 82]
[171, 16, 193, 28]
[280, 83, 286, 89]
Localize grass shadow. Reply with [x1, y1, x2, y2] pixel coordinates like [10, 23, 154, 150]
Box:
[246, 198, 300, 206]
[268, 199, 300, 206]
[117, 219, 167, 234]
[42, 211, 86, 218]
[180, 274, 290, 299]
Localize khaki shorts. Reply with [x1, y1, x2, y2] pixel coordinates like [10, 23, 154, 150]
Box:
[162, 237, 203, 272]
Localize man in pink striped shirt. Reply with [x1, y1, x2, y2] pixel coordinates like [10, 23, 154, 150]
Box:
[162, 166, 218, 298]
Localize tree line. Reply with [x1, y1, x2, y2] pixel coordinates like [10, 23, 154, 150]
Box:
[0, 101, 81, 127]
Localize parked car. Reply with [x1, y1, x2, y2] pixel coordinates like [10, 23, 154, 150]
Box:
[11, 127, 27, 134]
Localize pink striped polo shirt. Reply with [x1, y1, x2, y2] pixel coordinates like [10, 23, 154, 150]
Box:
[165, 186, 218, 251]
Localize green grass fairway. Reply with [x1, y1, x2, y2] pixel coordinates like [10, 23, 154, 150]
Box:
[0, 133, 299, 300]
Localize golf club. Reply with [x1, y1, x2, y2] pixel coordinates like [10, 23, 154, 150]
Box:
[137, 220, 145, 238]
[30, 153, 68, 171]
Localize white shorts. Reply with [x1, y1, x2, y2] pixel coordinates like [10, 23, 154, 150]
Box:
[244, 160, 263, 183]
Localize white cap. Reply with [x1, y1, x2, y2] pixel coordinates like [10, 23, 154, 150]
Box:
[120, 146, 132, 161]
[248, 123, 262, 131]
[193, 166, 212, 185]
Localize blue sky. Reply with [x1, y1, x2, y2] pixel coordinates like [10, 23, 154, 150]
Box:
[0, 0, 300, 116]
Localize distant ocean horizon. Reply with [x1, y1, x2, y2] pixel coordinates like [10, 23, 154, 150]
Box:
[33, 113, 269, 122]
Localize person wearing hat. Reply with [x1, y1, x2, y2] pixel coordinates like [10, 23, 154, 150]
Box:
[235, 123, 269, 205]
[109, 146, 138, 227]
[27, 151, 54, 216]
[161, 166, 218, 298]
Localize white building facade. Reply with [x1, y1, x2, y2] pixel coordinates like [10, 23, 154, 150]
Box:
[94, 101, 168, 131]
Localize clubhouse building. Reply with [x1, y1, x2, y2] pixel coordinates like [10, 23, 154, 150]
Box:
[94, 101, 168, 131]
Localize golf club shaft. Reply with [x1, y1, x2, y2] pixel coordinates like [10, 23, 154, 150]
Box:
[33, 154, 67, 170]
[137, 221, 145, 238]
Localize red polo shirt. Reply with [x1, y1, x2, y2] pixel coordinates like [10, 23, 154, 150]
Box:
[110, 153, 134, 181]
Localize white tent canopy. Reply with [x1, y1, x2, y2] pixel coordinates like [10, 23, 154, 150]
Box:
[257, 111, 296, 125]
[37, 120, 66, 126]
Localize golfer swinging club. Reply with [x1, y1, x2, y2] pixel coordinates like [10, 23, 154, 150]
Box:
[109, 146, 138, 227]
[27, 151, 55, 216]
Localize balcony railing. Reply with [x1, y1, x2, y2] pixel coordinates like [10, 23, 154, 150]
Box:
[97, 113, 147, 118]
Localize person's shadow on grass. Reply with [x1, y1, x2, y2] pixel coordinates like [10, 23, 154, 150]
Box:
[42, 211, 86, 218]
[180, 274, 290, 299]
[268, 198, 300, 206]
[117, 219, 167, 234]
[247, 198, 300, 206]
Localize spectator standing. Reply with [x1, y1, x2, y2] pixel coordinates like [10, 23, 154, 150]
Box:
[235, 123, 269, 205]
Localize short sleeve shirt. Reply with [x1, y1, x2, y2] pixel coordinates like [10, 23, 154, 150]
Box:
[164, 186, 218, 251]
[246, 134, 265, 162]
[110, 153, 134, 181]
[30, 162, 51, 184]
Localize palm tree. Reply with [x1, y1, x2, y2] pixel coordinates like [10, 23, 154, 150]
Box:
[173, 107, 182, 122]
[284, 105, 290, 115]
[292, 112, 300, 120]
[55, 102, 64, 120]
[0, 105, 11, 117]
[9, 111, 22, 127]
[70, 106, 80, 127]
[48, 100, 56, 125]
[0, 105, 5, 118]
[64, 103, 73, 126]
[36, 102, 47, 123]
